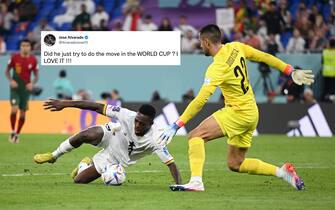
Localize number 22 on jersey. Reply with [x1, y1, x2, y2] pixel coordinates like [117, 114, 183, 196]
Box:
[234, 57, 249, 94]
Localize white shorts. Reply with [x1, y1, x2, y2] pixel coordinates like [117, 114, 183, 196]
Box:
[92, 123, 119, 174]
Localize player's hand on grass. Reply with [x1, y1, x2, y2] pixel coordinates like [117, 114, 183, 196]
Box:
[291, 69, 314, 85]
[10, 80, 18, 89]
[156, 123, 180, 146]
[44, 99, 66, 111]
[26, 83, 33, 92]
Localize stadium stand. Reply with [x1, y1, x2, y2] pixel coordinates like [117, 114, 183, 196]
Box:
[0, 0, 333, 52]
[0, 0, 334, 103]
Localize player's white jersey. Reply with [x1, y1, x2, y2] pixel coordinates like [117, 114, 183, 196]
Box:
[94, 105, 173, 170]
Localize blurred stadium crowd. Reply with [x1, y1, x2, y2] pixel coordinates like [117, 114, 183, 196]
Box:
[0, 0, 334, 53]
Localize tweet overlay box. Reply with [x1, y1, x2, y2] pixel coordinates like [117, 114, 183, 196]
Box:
[41, 31, 181, 66]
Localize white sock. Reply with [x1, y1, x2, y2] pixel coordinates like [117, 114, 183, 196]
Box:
[275, 167, 283, 178]
[52, 139, 74, 159]
[77, 162, 92, 175]
[190, 176, 202, 183]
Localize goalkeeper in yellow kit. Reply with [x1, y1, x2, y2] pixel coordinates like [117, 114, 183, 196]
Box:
[157, 24, 314, 191]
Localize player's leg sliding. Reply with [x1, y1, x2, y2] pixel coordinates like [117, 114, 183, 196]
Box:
[33, 126, 104, 185]
[170, 137, 205, 192]
[71, 157, 92, 179]
[34, 138, 74, 164]
[34, 126, 104, 164]
[239, 158, 304, 190]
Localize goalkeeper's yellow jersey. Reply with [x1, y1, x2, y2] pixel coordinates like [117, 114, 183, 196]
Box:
[179, 42, 293, 124]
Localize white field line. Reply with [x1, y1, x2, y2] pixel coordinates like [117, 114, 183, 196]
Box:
[1, 165, 333, 177]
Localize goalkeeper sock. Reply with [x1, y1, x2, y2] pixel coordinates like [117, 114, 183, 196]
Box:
[190, 176, 202, 183]
[239, 158, 278, 176]
[16, 116, 25, 134]
[189, 137, 205, 178]
[52, 139, 74, 159]
[10, 112, 16, 131]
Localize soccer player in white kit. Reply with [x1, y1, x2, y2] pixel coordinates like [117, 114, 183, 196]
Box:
[34, 99, 182, 185]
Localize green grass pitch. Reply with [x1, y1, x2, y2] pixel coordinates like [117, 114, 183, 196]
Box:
[1, 134, 335, 210]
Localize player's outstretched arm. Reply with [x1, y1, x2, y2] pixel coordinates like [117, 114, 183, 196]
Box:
[44, 99, 105, 114]
[167, 162, 182, 184]
[241, 43, 314, 85]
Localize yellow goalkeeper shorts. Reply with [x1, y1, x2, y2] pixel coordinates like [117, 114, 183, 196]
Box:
[212, 106, 259, 148]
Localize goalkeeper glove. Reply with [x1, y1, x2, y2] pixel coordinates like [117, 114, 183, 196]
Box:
[157, 120, 184, 146]
[291, 69, 314, 85]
